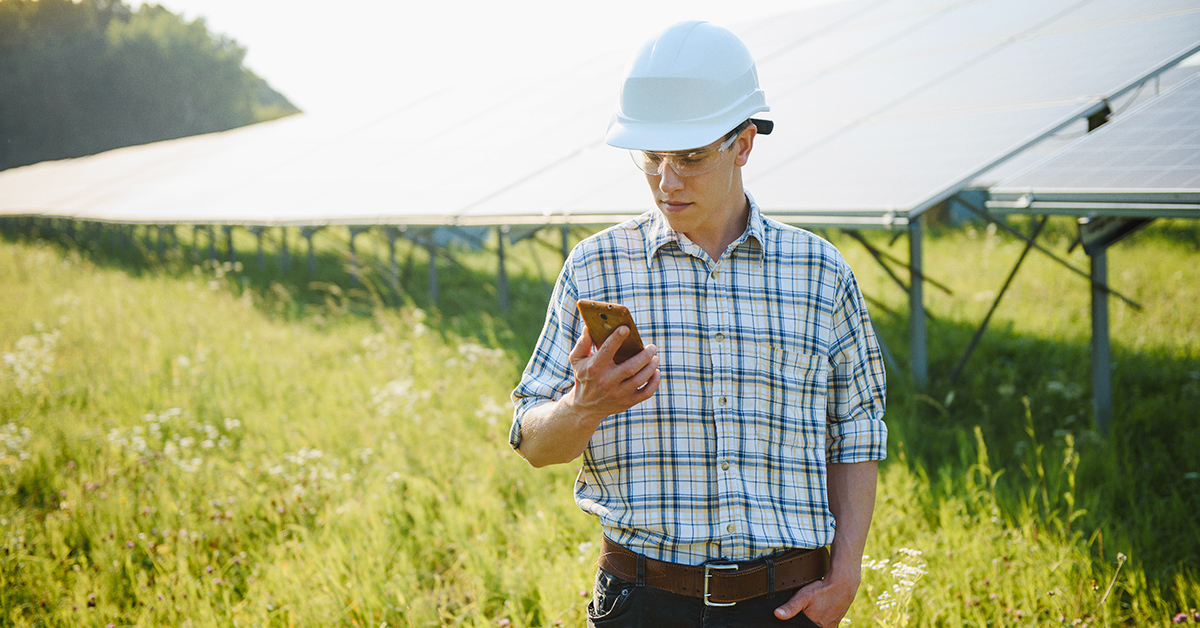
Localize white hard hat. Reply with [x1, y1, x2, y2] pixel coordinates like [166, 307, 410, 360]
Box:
[605, 20, 771, 152]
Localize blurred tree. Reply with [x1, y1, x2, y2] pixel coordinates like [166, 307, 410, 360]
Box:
[0, 0, 299, 171]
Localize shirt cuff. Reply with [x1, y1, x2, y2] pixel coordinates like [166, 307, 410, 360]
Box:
[826, 415, 888, 463]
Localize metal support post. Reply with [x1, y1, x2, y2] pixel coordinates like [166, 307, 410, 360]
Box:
[384, 227, 402, 294]
[280, 227, 290, 273]
[427, 239, 439, 306]
[156, 225, 166, 258]
[207, 226, 217, 264]
[224, 225, 235, 265]
[909, 215, 928, 390]
[845, 230, 954, 296]
[1090, 248, 1113, 434]
[301, 227, 321, 275]
[348, 226, 369, 286]
[250, 226, 265, 269]
[561, 224, 570, 261]
[497, 225, 510, 313]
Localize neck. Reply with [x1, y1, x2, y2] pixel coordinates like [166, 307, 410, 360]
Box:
[698, 197, 749, 260]
[690, 176, 750, 261]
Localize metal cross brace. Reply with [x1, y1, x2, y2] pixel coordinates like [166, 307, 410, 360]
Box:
[952, 195, 1143, 311]
[949, 216, 1048, 384]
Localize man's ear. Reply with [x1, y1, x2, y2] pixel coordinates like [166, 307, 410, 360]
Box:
[733, 125, 757, 167]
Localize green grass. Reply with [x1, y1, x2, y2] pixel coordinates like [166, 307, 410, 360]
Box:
[0, 216, 1197, 626]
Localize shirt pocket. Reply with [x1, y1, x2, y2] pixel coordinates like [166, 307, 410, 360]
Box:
[750, 344, 829, 449]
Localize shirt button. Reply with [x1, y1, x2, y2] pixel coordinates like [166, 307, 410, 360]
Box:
[714, 333, 725, 342]
[726, 524, 735, 533]
[711, 270, 719, 279]
[718, 396, 727, 407]
[720, 462, 731, 471]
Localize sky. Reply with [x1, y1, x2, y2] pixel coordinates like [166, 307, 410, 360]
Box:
[148, 0, 833, 115]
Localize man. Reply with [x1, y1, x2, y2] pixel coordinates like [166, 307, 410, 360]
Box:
[509, 20, 887, 628]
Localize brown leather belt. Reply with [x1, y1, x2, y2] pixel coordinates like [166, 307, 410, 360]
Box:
[598, 538, 830, 606]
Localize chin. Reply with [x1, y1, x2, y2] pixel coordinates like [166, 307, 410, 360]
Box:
[658, 210, 692, 231]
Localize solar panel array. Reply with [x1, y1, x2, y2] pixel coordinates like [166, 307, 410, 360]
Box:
[990, 72, 1200, 214]
[1, 0, 1198, 229]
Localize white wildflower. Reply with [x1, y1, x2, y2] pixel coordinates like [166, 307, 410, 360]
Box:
[456, 343, 504, 364]
[475, 396, 510, 425]
[3, 329, 61, 393]
[0, 424, 32, 467]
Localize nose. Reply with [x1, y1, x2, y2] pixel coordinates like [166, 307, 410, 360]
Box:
[657, 162, 685, 194]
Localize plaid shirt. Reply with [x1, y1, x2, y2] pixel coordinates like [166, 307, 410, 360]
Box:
[510, 194, 887, 565]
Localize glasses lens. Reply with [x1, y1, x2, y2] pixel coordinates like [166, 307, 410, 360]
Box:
[630, 142, 728, 176]
[671, 149, 720, 176]
[631, 150, 666, 175]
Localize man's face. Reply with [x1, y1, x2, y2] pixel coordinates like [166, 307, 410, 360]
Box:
[641, 126, 756, 240]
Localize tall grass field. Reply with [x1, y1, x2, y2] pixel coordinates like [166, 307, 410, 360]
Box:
[1, 217, 1198, 626]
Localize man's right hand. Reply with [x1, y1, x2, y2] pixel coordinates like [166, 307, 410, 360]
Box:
[567, 325, 660, 423]
[515, 326, 659, 468]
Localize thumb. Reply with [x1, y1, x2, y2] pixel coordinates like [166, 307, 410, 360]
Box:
[775, 588, 813, 621]
[569, 326, 594, 362]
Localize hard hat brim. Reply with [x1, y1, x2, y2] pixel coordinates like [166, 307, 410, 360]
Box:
[605, 117, 773, 152]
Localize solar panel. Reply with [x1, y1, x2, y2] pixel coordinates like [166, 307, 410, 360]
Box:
[2, 0, 1199, 229]
[990, 72, 1200, 210]
[763, 0, 1199, 216]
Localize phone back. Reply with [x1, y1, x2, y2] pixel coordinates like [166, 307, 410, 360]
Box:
[576, 299, 645, 364]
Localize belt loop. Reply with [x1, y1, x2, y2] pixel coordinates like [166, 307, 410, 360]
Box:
[765, 557, 776, 599]
[636, 553, 646, 587]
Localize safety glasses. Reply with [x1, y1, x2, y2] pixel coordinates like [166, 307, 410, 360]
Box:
[630, 132, 740, 177]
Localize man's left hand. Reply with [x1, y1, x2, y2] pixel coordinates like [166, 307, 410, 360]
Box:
[773, 570, 860, 627]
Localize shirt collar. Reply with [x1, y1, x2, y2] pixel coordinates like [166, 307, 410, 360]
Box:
[644, 192, 768, 266]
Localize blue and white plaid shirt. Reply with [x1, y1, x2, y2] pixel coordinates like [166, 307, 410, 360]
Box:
[511, 194, 887, 565]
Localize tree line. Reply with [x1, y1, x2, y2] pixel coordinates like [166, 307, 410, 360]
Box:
[0, 0, 299, 172]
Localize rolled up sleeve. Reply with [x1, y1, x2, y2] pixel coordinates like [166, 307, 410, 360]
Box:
[825, 266, 888, 463]
[509, 259, 581, 451]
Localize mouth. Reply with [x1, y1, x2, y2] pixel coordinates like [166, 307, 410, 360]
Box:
[659, 199, 692, 212]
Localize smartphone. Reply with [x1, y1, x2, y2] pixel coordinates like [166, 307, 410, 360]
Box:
[576, 299, 645, 364]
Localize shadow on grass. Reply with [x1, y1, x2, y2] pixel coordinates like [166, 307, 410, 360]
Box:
[0, 218, 559, 355]
[4, 216, 1198, 595]
[871, 305, 1200, 588]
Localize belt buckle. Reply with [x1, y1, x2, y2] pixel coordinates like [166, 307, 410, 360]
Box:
[703, 562, 738, 607]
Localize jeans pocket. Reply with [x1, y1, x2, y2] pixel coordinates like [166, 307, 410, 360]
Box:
[789, 610, 822, 627]
[587, 568, 636, 624]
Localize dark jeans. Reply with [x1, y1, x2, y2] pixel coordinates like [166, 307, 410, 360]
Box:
[587, 568, 822, 628]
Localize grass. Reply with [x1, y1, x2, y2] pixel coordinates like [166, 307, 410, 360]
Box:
[0, 215, 1198, 626]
